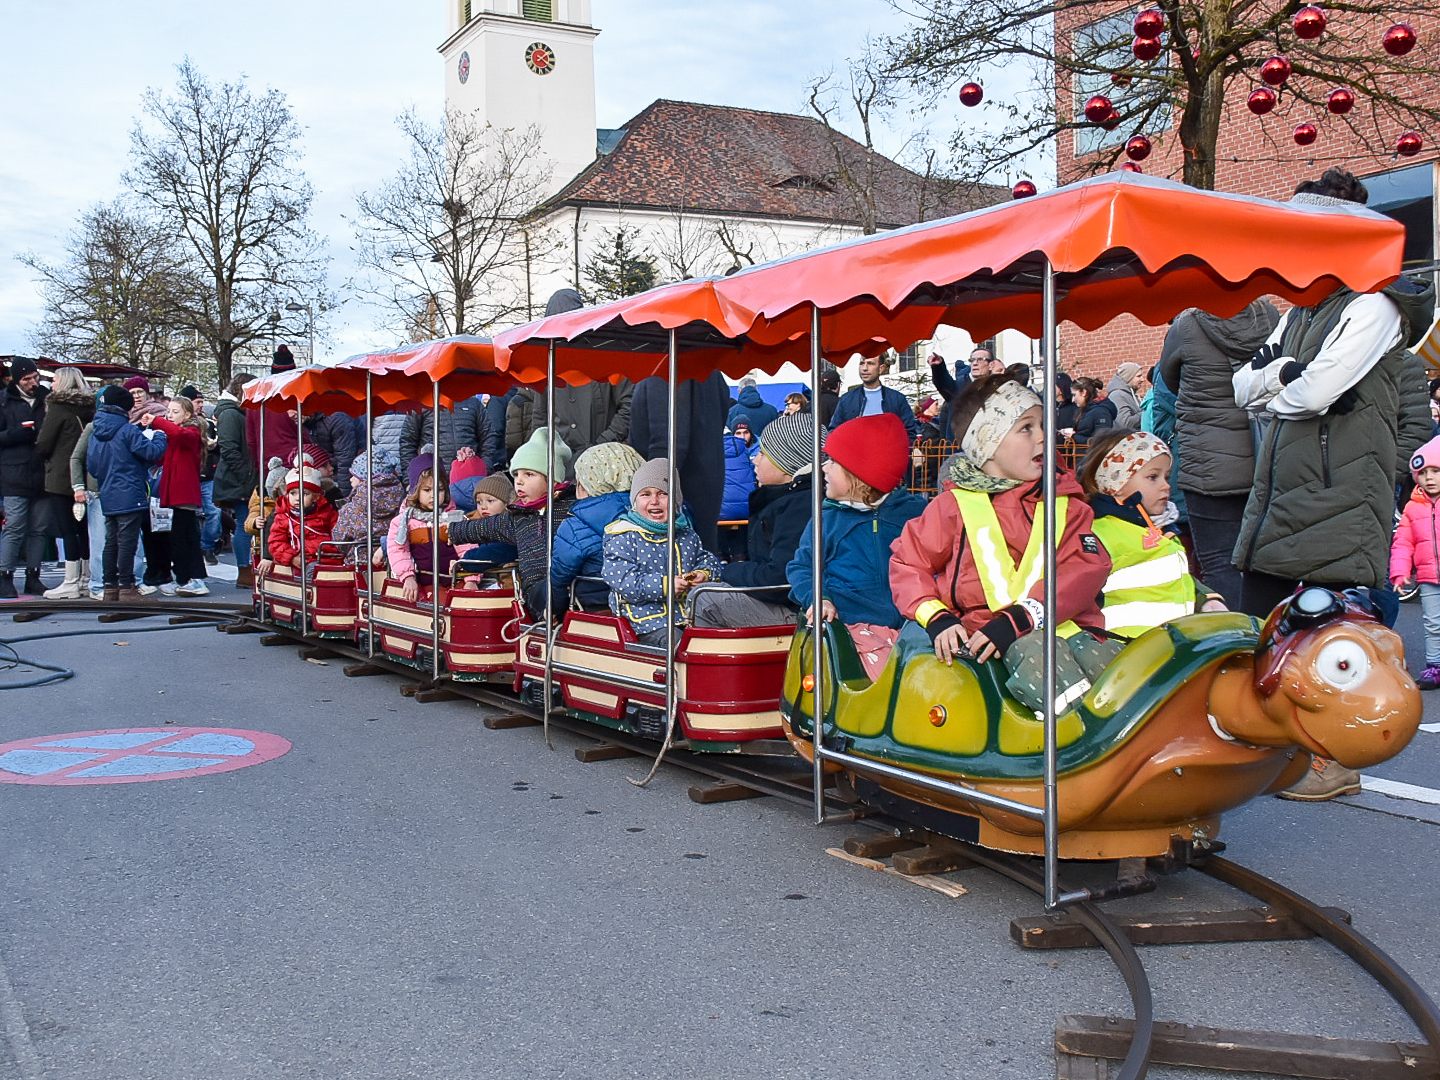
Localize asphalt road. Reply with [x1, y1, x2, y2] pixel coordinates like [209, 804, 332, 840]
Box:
[1, 603, 1437, 1080]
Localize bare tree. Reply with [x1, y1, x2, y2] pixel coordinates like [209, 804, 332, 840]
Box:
[19, 199, 192, 369]
[884, 0, 1440, 190]
[353, 109, 555, 338]
[653, 205, 727, 281]
[808, 52, 891, 235]
[126, 59, 326, 386]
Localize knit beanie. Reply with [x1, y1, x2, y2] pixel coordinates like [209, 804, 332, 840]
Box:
[292, 443, 332, 471]
[1411, 434, 1440, 480]
[350, 447, 401, 484]
[272, 345, 296, 374]
[100, 385, 132, 411]
[178, 385, 200, 401]
[265, 456, 289, 497]
[449, 446, 488, 485]
[574, 442, 645, 497]
[631, 457, 683, 507]
[826, 413, 909, 493]
[408, 452, 435, 492]
[758, 412, 824, 478]
[285, 466, 324, 494]
[123, 376, 149, 392]
[510, 426, 573, 478]
[1115, 362, 1142, 382]
[7, 357, 38, 380]
[472, 473, 516, 506]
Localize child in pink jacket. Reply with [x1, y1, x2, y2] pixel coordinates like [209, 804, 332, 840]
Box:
[1391, 434, 1440, 688]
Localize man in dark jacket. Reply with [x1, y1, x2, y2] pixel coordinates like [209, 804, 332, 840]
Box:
[692, 413, 819, 628]
[727, 378, 780, 435]
[480, 388, 516, 473]
[89, 385, 168, 601]
[1159, 299, 1279, 609]
[302, 411, 358, 498]
[627, 371, 729, 551]
[828, 355, 918, 439]
[400, 399, 484, 479]
[212, 374, 257, 586]
[816, 370, 841, 428]
[0, 358, 50, 596]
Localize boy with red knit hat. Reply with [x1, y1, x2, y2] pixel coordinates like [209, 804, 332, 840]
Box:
[260, 466, 338, 582]
[786, 413, 925, 677]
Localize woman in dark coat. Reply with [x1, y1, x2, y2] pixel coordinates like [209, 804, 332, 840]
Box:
[212, 373, 256, 587]
[34, 367, 95, 598]
[1071, 377, 1117, 449]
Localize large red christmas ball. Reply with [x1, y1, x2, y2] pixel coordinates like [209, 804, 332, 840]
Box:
[1012, 180, 1037, 199]
[1261, 55, 1292, 86]
[1101, 108, 1122, 131]
[1084, 94, 1114, 123]
[1326, 87, 1355, 114]
[1125, 134, 1152, 161]
[959, 82, 984, 107]
[1247, 88, 1278, 115]
[1293, 5, 1327, 40]
[1120, 161, 1144, 173]
[1397, 130, 1424, 156]
[1133, 8, 1165, 39]
[1133, 35, 1163, 62]
[1383, 23, 1417, 56]
[1293, 122, 1318, 146]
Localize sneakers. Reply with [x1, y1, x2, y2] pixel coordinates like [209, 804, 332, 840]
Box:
[175, 581, 210, 596]
[137, 584, 159, 596]
[1277, 756, 1363, 801]
[89, 587, 106, 601]
[116, 586, 147, 603]
[158, 582, 179, 596]
[1418, 665, 1440, 690]
[0, 576, 14, 600]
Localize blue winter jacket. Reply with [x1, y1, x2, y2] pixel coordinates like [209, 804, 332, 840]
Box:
[552, 490, 630, 609]
[726, 386, 779, 437]
[787, 490, 927, 628]
[88, 405, 168, 516]
[603, 518, 724, 635]
[481, 389, 516, 473]
[828, 384, 919, 440]
[721, 435, 757, 520]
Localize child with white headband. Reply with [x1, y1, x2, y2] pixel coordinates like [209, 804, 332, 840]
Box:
[1079, 429, 1225, 639]
[890, 376, 1113, 714]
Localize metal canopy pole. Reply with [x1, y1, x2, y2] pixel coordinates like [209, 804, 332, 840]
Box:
[256, 405, 267, 623]
[364, 373, 375, 658]
[542, 340, 557, 751]
[431, 378, 442, 682]
[296, 398, 307, 634]
[809, 304, 827, 823]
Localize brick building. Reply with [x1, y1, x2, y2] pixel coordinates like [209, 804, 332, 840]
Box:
[1054, 7, 1439, 380]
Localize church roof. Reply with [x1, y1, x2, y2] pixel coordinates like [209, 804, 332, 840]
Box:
[545, 99, 1008, 228]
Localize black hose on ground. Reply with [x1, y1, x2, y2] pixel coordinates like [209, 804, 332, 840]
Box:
[0, 618, 219, 690]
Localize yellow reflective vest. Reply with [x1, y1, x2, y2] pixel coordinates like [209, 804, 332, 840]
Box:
[1090, 516, 1196, 638]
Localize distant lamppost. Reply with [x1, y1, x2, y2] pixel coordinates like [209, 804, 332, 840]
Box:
[267, 312, 282, 367]
[286, 301, 315, 365]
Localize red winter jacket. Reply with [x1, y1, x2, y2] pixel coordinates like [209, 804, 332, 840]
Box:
[268, 499, 338, 566]
[889, 473, 1110, 635]
[148, 417, 203, 510]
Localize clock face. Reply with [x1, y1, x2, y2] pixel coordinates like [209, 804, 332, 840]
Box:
[525, 42, 556, 75]
[458, 50, 471, 84]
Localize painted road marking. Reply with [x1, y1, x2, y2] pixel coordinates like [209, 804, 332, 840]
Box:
[1360, 775, 1440, 806]
[0, 727, 290, 786]
[1420, 723, 1440, 733]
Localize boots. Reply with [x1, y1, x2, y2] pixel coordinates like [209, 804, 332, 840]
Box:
[1277, 757, 1363, 801]
[102, 586, 119, 603]
[235, 566, 255, 589]
[21, 569, 44, 596]
[43, 561, 84, 600]
[0, 575, 14, 600]
[115, 586, 147, 604]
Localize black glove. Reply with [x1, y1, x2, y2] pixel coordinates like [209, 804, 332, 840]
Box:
[971, 604, 1034, 657]
[923, 611, 963, 644]
[1250, 342, 1281, 370]
[1278, 360, 1304, 385]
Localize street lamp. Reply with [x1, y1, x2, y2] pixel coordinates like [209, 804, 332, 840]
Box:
[286, 301, 315, 365]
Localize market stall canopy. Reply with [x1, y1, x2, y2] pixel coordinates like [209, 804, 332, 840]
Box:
[496, 172, 1405, 383]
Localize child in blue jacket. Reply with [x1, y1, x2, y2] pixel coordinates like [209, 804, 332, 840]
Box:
[552, 442, 644, 610]
[88, 385, 168, 600]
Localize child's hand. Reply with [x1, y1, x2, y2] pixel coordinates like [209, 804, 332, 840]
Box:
[966, 626, 1003, 663]
[805, 599, 837, 625]
[672, 575, 692, 595]
[1394, 577, 1416, 592]
[401, 577, 419, 602]
[371, 548, 387, 568]
[1201, 598, 1228, 612]
[681, 570, 708, 586]
[257, 559, 273, 576]
[933, 624, 968, 665]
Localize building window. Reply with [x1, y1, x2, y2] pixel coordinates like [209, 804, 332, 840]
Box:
[1072, 11, 1153, 158]
[1363, 161, 1436, 271]
[895, 344, 920, 373]
[522, 0, 553, 20]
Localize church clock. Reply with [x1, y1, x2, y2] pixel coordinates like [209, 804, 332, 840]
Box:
[457, 50, 471, 84]
[525, 42, 556, 75]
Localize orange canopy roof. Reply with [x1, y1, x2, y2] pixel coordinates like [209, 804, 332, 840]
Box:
[496, 172, 1404, 383]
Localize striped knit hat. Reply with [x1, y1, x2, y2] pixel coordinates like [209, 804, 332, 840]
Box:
[758, 412, 824, 478]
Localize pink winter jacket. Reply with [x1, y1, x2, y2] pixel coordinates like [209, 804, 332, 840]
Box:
[1390, 488, 1440, 586]
[385, 507, 475, 584]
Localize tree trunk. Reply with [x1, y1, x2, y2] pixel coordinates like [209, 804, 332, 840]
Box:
[217, 341, 234, 389]
[1177, 69, 1225, 190]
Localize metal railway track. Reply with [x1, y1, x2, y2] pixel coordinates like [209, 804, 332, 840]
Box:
[11, 600, 1440, 1079]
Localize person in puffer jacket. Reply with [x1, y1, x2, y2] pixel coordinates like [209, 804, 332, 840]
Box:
[718, 430, 758, 560]
[1391, 434, 1440, 689]
[332, 448, 405, 564]
[603, 457, 723, 646]
[370, 410, 408, 465]
[88, 386, 168, 600]
[552, 442, 644, 610]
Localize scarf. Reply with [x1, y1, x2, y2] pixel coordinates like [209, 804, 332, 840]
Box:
[947, 455, 1024, 493]
[619, 509, 694, 535]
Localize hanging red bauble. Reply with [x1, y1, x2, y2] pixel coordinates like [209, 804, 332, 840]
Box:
[1133, 7, 1165, 39]
[1247, 88, 1278, 115]
[1120, 161, 1144, 173]
[959, 82, 984, 107]
[1133, 35, 1163, 62]
[1397, 130, 1424, 156]
[1383, 23, 1417, 56]
[1125, 134, 1153, 161]
[1084, 94, 1114, 123]
[1111, 72, 1132, 88]
[1293, 122, 1318, 145]
[1012, 180, 1037, 199]
[1293, 5, 1327, 40]
[1260, 55, 1292, 86]
[1326, 87, 1355, 114]
[1101, 108, 1122, 131]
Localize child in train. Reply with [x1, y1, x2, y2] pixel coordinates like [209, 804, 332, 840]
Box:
[889, 375, 1112, 714]
[385, 454, 471, 602]
[450, 455, 518, 584]
[552, 442, 646, 611]
[291, 445, 341, 510]
[787, 413, 927, 678]
[691, 412, 822, 629]
[331, 448, 405, 565]
[442, 427, 574, 616]
[247, 457, 290, 562]
[1390, 434, 1440, 689]
[1079, 429, 1224, 639]
[259, 466, 338, 581]
[602, 457, 724, 647]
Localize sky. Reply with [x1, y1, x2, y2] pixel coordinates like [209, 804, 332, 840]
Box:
[0, 0, 1023, 364]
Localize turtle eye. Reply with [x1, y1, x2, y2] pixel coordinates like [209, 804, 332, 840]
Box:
[1315, 638, 1369, 690]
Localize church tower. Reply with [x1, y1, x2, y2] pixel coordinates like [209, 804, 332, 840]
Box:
[440, 1, 600, 200]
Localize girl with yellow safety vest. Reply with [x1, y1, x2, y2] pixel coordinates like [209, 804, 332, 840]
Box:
[1079, 429, 1225, 639]
[890, 376, 1115, 715]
